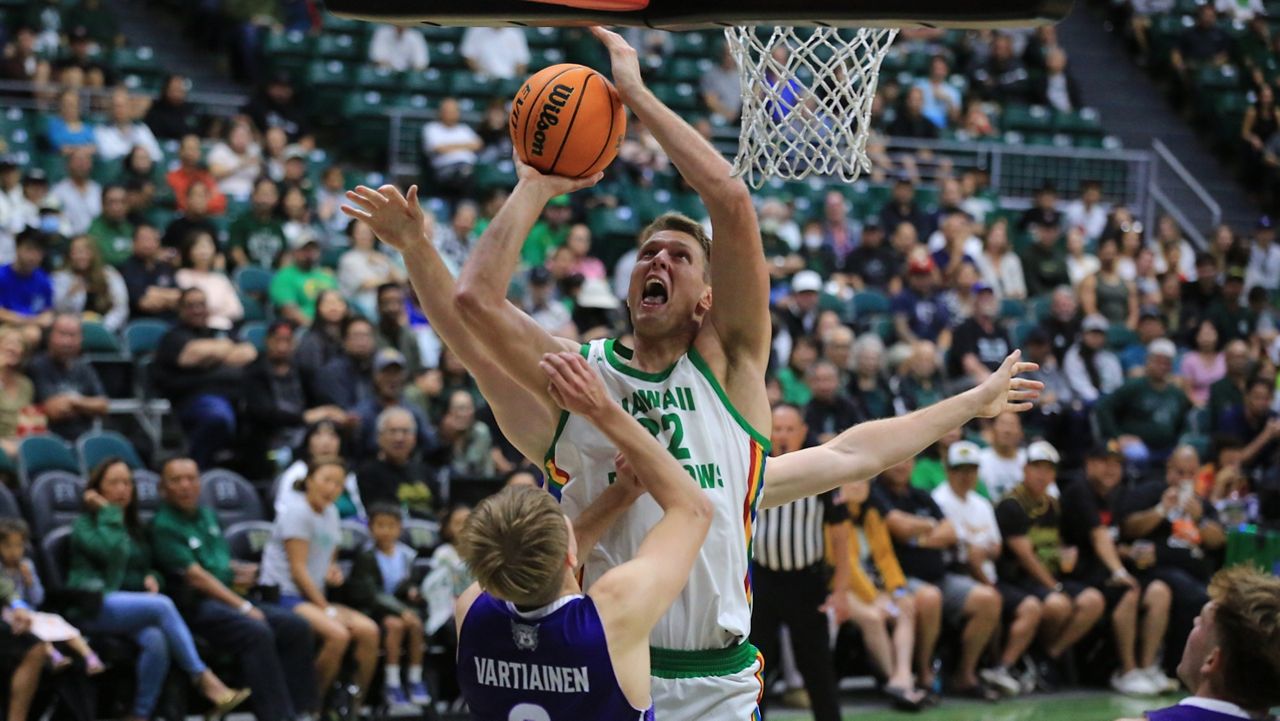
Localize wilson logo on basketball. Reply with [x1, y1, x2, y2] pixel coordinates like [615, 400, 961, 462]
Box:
[530, 83, 574, 157]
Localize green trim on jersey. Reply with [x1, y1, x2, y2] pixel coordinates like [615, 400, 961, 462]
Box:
[603, 338, 679, 382]
[648, 641, 760, 679]
[544, 410, 571, 466]
[686, 348, 771, 451]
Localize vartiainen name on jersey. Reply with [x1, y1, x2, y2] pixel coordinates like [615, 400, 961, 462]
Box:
[471, 657, 591, 693]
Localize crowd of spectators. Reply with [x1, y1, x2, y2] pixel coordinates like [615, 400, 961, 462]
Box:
[0, 2, 1277, 719]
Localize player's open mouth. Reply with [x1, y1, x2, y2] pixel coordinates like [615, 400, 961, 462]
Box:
[641, 278, 669, 308]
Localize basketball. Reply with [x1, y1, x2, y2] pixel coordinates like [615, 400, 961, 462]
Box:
[509, 63, 626, 178]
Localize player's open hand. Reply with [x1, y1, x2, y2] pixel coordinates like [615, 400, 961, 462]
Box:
[973, 350, 1043, 418]
[588, 27, 644, 103]
[342, 184, 427, 251]
[541, 351, 611, 420]
[513, 154, 603, 200]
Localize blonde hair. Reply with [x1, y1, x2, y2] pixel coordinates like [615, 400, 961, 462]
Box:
[641, 213, 712, 272]
[459, 485, 568, 607]
[1207, 566, 1280, 710]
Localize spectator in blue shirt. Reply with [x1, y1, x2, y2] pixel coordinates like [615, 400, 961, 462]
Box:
[45, 88, 96, 155]
[893, 252, 952, 348]
[0, 229, 55, 343]
[913, 55, 962, 129]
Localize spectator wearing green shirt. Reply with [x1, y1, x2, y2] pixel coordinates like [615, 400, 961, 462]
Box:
[69, 458, 249, 721]
[1206, 269, 1257, 344]
[228, 177, 285, 270]
[1207, 339, 1251, 431]
[149, 457, 318, 721]
[520, 194, 572, 268]
[270, 234, 337, 325]
[86, 184, 134, 267]
[1095, 339, 1191, 462]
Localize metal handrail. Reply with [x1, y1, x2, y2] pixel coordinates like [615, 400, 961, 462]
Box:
[1152, 138, 1222, 232]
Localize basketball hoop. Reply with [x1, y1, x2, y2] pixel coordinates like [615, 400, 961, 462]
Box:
[724, 26, 898, 188]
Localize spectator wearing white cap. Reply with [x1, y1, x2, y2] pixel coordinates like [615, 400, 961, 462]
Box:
[995, 441, 1107, 689]
[932, 440, 1042, 697]
[1096, 339, 1191, 462]
[780, 269, 825, 342]
[1063, 313, 1125, 405]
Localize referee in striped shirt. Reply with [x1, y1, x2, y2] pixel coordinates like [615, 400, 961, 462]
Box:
[750, 403, 855, 721]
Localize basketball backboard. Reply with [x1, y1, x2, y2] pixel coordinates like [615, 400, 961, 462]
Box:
[325, 0, 1072, 29]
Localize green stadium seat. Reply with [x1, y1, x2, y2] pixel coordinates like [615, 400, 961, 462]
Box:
[451, 73, 501, 100]
[18, 435, 80, 487]
[124, 319, 170, 356]
[263, 30, 314, 78]
[77, 430, 143, 473]
[419, 27, 465, 42]
[853, 290, 891, 317]
[527, 27, 563, 48]
[999, 297, 1026, 321]
[354, 65, 401, 92]
[1107, 324, 1139, 350]
[671, 31, 711, 57]
[240, 321, 268, 353]
[588, 206, 643, 242]
[651, 82, 701, 112]
[1002, 104, 1052, 132]
[529, 47, 566, 71]
[315, 33, 361, 61]
[402, 67, 452, 96]
[473, 159, 518, 193]
[428, 40, 463, 69]
[664, 57, 707, 83]
[80, 320, 122, 356]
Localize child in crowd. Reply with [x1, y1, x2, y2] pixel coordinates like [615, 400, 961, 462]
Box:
[343, 503, 430, 708]
[0, 519, 104, 673]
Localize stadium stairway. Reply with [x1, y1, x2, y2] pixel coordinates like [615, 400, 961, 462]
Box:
[104, 0, 245, 99]
[1057, 2, 1260, 232]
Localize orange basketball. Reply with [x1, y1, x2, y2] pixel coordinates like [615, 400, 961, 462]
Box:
[510, 64, 626, 179]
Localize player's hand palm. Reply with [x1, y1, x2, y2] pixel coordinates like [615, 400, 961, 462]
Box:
[513, 155, 603, 198]
[589, 26, 644, 102]
[973, 350, 1043, 418]
[342, 184, 426, 251]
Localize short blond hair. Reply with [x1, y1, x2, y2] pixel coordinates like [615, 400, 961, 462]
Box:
[459, 485, 568, 607]
[1207, 566, 1280, 710]
[641, 213, 712, 266]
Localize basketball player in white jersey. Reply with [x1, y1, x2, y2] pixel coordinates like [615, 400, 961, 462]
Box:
[345, 180, 1040, 721]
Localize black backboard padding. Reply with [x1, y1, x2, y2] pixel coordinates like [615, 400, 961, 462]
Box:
[326, 0, 1072, 29]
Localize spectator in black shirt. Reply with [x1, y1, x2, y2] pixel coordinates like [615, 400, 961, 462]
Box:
[242, 320, 349, 475]
[873, 458, 1005, 699]
[162, 182, 220, 252]
[119, 223, 179, 322]
[850, 335, 896, 420]
[780, 270, 824, 344]
[317, 316, 378, 409]
[880, 178, 932, 239]
[1117, 445, 1226, 676]
[1059, 441, 1179, 695]
[296, 289, 350, 387]
[889, 86, 940, 139]
[355, 406, 440, 519]
[995, 441, 1105, 684]
[970, 33, 1031, 103]
[1171, 5, 1233, 76]
[947, 284, 1011, 386]
[353, 348, 435, 460]
[803, 360, 865, 444]
[842, 218, 901, 292]
[145, 74, 201, 141]
[1181, 253, 1221, 332]
[1019, 185, 1063, 244]
[1216, 377, 1278, 476]
[242, 73, 312, 146]
[1039, 287, 1081, 365]
[870, 463, 947, 693]
[153, 287, 257, 467]
[27, 313, 108, 440]
[374, 283, 423, 376]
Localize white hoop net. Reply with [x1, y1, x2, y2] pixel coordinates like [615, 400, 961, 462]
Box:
[725, 26, 899, 187]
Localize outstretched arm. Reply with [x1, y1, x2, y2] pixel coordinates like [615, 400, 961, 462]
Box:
[452, 165, 601, 396]
[343, 184, 558, 461]
[760, 351, 1042, 509]
[540, 352, 712, 648]
[592, 27, 771, 367]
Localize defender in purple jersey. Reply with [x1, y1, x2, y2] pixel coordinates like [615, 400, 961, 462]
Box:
[1126, 567, 1280, 721]
[455, 352, 713, 721]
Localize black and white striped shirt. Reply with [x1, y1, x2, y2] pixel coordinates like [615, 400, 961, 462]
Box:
[754, 491, 848, 572]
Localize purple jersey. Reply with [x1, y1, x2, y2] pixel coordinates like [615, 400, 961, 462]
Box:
[1146, 704, 1252, 721]
[458, 593, 654, 721]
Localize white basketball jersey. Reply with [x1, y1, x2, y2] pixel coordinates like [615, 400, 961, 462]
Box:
[547, 338, 768, 651]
